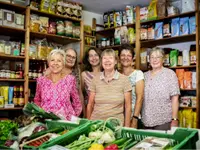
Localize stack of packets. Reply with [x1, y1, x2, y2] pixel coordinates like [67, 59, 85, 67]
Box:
[179, 110, 196, 128]
[176, 69, 196, 89]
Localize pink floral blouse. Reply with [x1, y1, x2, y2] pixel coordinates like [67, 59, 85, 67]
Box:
[34, 75, 82, 120]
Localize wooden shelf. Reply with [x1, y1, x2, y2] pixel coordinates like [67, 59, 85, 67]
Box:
[0, 107, 23, 110]
[30, 31, 80, 44]
[0, 1, 26, 12]
[180, 89, 196, 91]
[96, 23, 135, 36]
[0, 54, 25, 60]
[0, 25, 25, 36]
[84, 35, 96, 38]
[0, 79, 25, 82]
[30, 9, 81, 22]
[29, 58, 47, 61]
[141, 11, 196, 24]
[29, 80, 37, 82]
[179, 106, 196, 109]
[141, 34, 195, 47]
[85, 45, 96, 48]
[168, 65, 196, 69]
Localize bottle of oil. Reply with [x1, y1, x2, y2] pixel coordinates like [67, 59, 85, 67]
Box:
[13, 86, 18, 106]
[18, 86, 24, 106]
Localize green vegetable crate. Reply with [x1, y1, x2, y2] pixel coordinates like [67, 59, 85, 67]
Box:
[22, 118, 89, 149]
[40, 120, 199, 150]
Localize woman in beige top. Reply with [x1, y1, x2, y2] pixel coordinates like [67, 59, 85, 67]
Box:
[86, 49, 132, 127]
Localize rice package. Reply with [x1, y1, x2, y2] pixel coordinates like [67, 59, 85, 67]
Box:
[178, 110, 183, 127]
[184, 71, 192, 89]
[189, 16, 196, 34]
[122, 11, 127, 25]
[155, 22, 163, 39]
[126, 6, 134, 24]
[182, 0, 195, 13]
[128, 27, 135, 44]
[193, 111, 197, 128]
[103, 12, 110, 29]
[115, 11, 122, 27]
[140, 7, 148, 21]
[171, 18, 180, 37]
[170, 49, 178, 67]
[114, 28, 121, 45]
[182, 109, 193, 128]
[182, 49, 190, 66]
[180, 17, 189, 35]
[148, 0, 157, 20]
[176, 69, 184, 89]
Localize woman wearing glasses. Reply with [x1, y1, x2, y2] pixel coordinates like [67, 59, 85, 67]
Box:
[142, 47, 180, 130]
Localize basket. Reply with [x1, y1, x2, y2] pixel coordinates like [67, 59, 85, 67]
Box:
[120, 127, 199, 149]
[41, 120, 199, 150]
[22, 119, 89, 149]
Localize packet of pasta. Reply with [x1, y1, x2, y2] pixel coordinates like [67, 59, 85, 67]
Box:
[176, 69, 184, 89]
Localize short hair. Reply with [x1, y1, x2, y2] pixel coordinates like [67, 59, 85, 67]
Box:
[101, 49, 118, 61]
[150, 47, 165, 57]
[83, 47, 102, 71]
[47, 49, 66, 65]
[119, 44, 135, 57]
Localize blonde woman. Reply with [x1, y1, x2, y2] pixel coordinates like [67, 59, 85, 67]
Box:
[87, 49, 132, 127]
[34, 49, 82, 120]
[142, 47, 180, 130]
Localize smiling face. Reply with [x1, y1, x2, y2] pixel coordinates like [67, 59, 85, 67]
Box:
[88, 49, 100, 67]
[48, 53, 65, 74]
[102, 53, 117, 71]
[65, 49, 77, 68]
[120, 49, 133, 67]
[150, 50, 164, 69]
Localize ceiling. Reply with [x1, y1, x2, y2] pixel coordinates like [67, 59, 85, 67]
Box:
[71, 0, 151, 14]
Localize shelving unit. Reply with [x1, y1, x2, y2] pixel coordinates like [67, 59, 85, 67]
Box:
[95, 3, 200, 128]
[0, 1, 83, 114]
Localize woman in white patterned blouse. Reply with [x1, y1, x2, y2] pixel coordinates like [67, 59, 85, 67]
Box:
[142, 47, 180, 130]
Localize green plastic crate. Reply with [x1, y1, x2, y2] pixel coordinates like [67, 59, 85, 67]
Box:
[41, 120, 199, 150]
[22, 119, 89, 149]
[120, 127, 199, 149]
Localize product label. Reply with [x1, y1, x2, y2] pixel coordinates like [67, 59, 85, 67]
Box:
[7, 13, 12, 21]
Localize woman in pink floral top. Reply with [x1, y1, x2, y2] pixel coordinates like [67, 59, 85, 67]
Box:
[34, 49, 82, 120]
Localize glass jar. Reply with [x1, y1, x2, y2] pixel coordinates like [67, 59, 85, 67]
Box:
[16, 71, 20, 79]
[101, 38, 107, 47]
[106, 38, 110, 46]
[5, 70, 10, 79]
[10, 71, 15, 79]
[32, 70, 37, 79]
[1, 70, 5, 78]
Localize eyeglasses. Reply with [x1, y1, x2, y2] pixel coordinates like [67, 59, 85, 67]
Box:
[120, 54, 132, 59]
[66, 54, 76, 60]
[150, 56, 163, 60]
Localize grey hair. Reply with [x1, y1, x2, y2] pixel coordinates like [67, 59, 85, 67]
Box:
[47, 49, 66, 65]
[101, 49, 118, 61]
[149, 47, 165, 58]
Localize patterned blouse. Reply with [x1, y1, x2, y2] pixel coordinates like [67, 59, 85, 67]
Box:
[34, 75, 82, 120]
[128, 70, 144, 116]
[142, 67, 180, 127]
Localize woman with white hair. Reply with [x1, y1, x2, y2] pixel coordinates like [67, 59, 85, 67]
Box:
[142, 47, 180, 130]
[34, 49, 82, 120]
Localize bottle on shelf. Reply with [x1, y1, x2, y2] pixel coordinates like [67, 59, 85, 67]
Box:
[18, 86, 24, 106]
[13, 86, 18, 106]
[29, 62, 33, 79]
[32, 61, 37, 80]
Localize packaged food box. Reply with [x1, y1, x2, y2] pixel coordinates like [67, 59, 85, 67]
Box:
[15, 13, 24, 29]
[155, 22, 163, 39]
[140, 25, 147, 40]
[171, 18, 180, 37]
[189, 16, 196, 34]
[140, 7, 148, 21]
[2, 9, 15, 27]
[103, 12, 110, 29]
[180, 17, 189, 35]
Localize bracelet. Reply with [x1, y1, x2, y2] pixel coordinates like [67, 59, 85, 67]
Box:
[172, 118, 179, 121]
[132, 115, 139, 120]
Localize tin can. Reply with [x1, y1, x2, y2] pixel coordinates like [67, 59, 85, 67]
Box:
[0, 96, 4, 108]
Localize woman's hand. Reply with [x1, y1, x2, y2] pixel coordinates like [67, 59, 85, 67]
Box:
[131, 118, 138, 128]
[171, 120, 179, 127]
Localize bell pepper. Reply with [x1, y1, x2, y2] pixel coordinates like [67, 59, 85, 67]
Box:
[105, 144, 118, 150]
[88, 143, 104, 150]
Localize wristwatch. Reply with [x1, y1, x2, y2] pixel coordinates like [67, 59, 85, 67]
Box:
[172, 118, 179, 121]
[132, 115, 139, 120]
